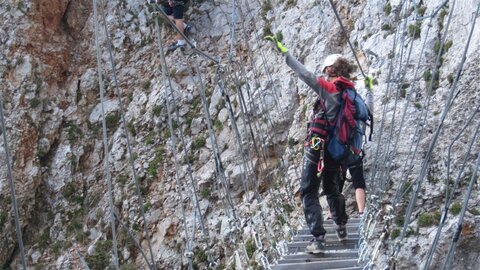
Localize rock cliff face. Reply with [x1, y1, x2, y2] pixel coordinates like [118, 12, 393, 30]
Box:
[1, 0, 480, 269]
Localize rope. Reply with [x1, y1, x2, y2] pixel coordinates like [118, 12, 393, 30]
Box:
[74, 241, 91, 270]
[215, 68, 251, 193]
[92, 0, 120, 268]
[188, 57, 238, 220]
[153, 18, 194, 269]
[0, 86, 27, 269]
[115, 213, 153, 269]
[423, 114, 480, 270]
[228, 0, 237, 62]
[98, 1, 156, 267]
[391, 18, 434, 206]
[369, 0, 409, 193]
[377, 1, 443, 201]
[148, 2, 219, 64]
[395, 0, 479, 258]
[441, 149, 480, 270]
[423, 2, 480, 267]
[241, 1, 286, 119]
[325, 0, 367, 78]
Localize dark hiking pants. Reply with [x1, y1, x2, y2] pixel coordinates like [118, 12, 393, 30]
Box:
[301, 136, 348, 237]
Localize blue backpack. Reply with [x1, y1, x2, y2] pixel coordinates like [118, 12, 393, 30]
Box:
[327, 85, 372, 166]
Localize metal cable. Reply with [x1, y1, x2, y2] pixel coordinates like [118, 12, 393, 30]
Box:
[0, 87, 27, 270]
[153, 19, 194, 269]
[189, 58, 238, 220]
[325, 0, 367, 78]
[241, 0, 286, 119]
[115, 213, 153, 269]
[98, 2, 156, 267]
[92, 0, 120, 268]
[391, 19, 433, 206]
[441, 149, 480, 270]
[369, 0, 409, 193]
[395, 0, 479, 258]
[228, 0, 237, 62]
[380, 4, 441, 202]
[423, 116, 480, 270]
[149, 2, 219, 64]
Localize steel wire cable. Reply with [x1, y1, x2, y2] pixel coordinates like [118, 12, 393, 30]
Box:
[149, 2, 219, 64]
[153, 19, 194, 269]
[391, 20, 434, 206]
[74, 241, 91, 270]
[376, 2, 416, 194]
[0, 87, 27, 270]
[395, 0, 480, 258]
[235, 4, 296, 203]
[189, 59, 237, 220]
[98, 2, 156, 267]
[115, 213, 153, 270]
[222, 63, 262, 197]
[423, 113, 480, 270]
[235, 15, 272, 166]
[390, 0, 455, 208]
[377, 1, 444, 199]
[215, 69, 251, 194]
[325, 0, 368, 78]
[92, 0, 120, 268]
[151, 46, 210, 241]
[229, 61, 265, 169]
[386, 2, 454, 208]
[445, 104, 480, 199]
[228, 0, 237, 62]
[235, 5, 281, 164]
[442, 149, 480, 270]
[241, 0, 286, 119]
[369, 0, 409, 193]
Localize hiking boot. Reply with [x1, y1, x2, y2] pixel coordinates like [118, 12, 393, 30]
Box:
[166, 42, 186, 54]
[184, 24, 192, 35]
[336, 225, 348, 242]
[306, 235, 325, 254]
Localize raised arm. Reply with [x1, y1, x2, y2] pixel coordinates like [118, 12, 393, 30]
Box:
[285, 52, 320, 91]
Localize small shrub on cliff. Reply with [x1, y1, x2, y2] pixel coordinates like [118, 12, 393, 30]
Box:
[418, 211, 440, 227]
[86, 240, 112, 270]
[245, 239, 256, 259]
[408, 22, 422, 39]
[450, 202, 462, 216]
[383, 2, 392, 15]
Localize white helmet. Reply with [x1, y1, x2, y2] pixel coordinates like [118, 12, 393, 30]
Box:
[321, 53, 343, 73]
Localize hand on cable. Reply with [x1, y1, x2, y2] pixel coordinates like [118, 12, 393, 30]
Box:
[264, 35, 288, 54]
[364, 75, 374, 91]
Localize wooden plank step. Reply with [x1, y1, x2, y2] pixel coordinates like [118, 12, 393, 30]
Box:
[271, 258, 360, 270]
[278, 251, 358, 264]
[287, 240, 358, 253]
[294, 233, 360, 241]
[297, 225, 359, 235]
[280, 250, 358, 260]
[323, 218, 361, 225]
[273, 266, 363, 270]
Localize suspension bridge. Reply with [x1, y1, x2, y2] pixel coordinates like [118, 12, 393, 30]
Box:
[1, 0, 480, 269]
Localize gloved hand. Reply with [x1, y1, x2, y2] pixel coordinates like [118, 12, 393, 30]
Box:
[364, 75, 374, 90]
[265, 35, 288, 54]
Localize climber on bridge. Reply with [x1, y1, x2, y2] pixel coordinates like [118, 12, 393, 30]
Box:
[157, 0, 192, 53]
[265, 36, 353, 254]
[337, 75, 373, 217]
